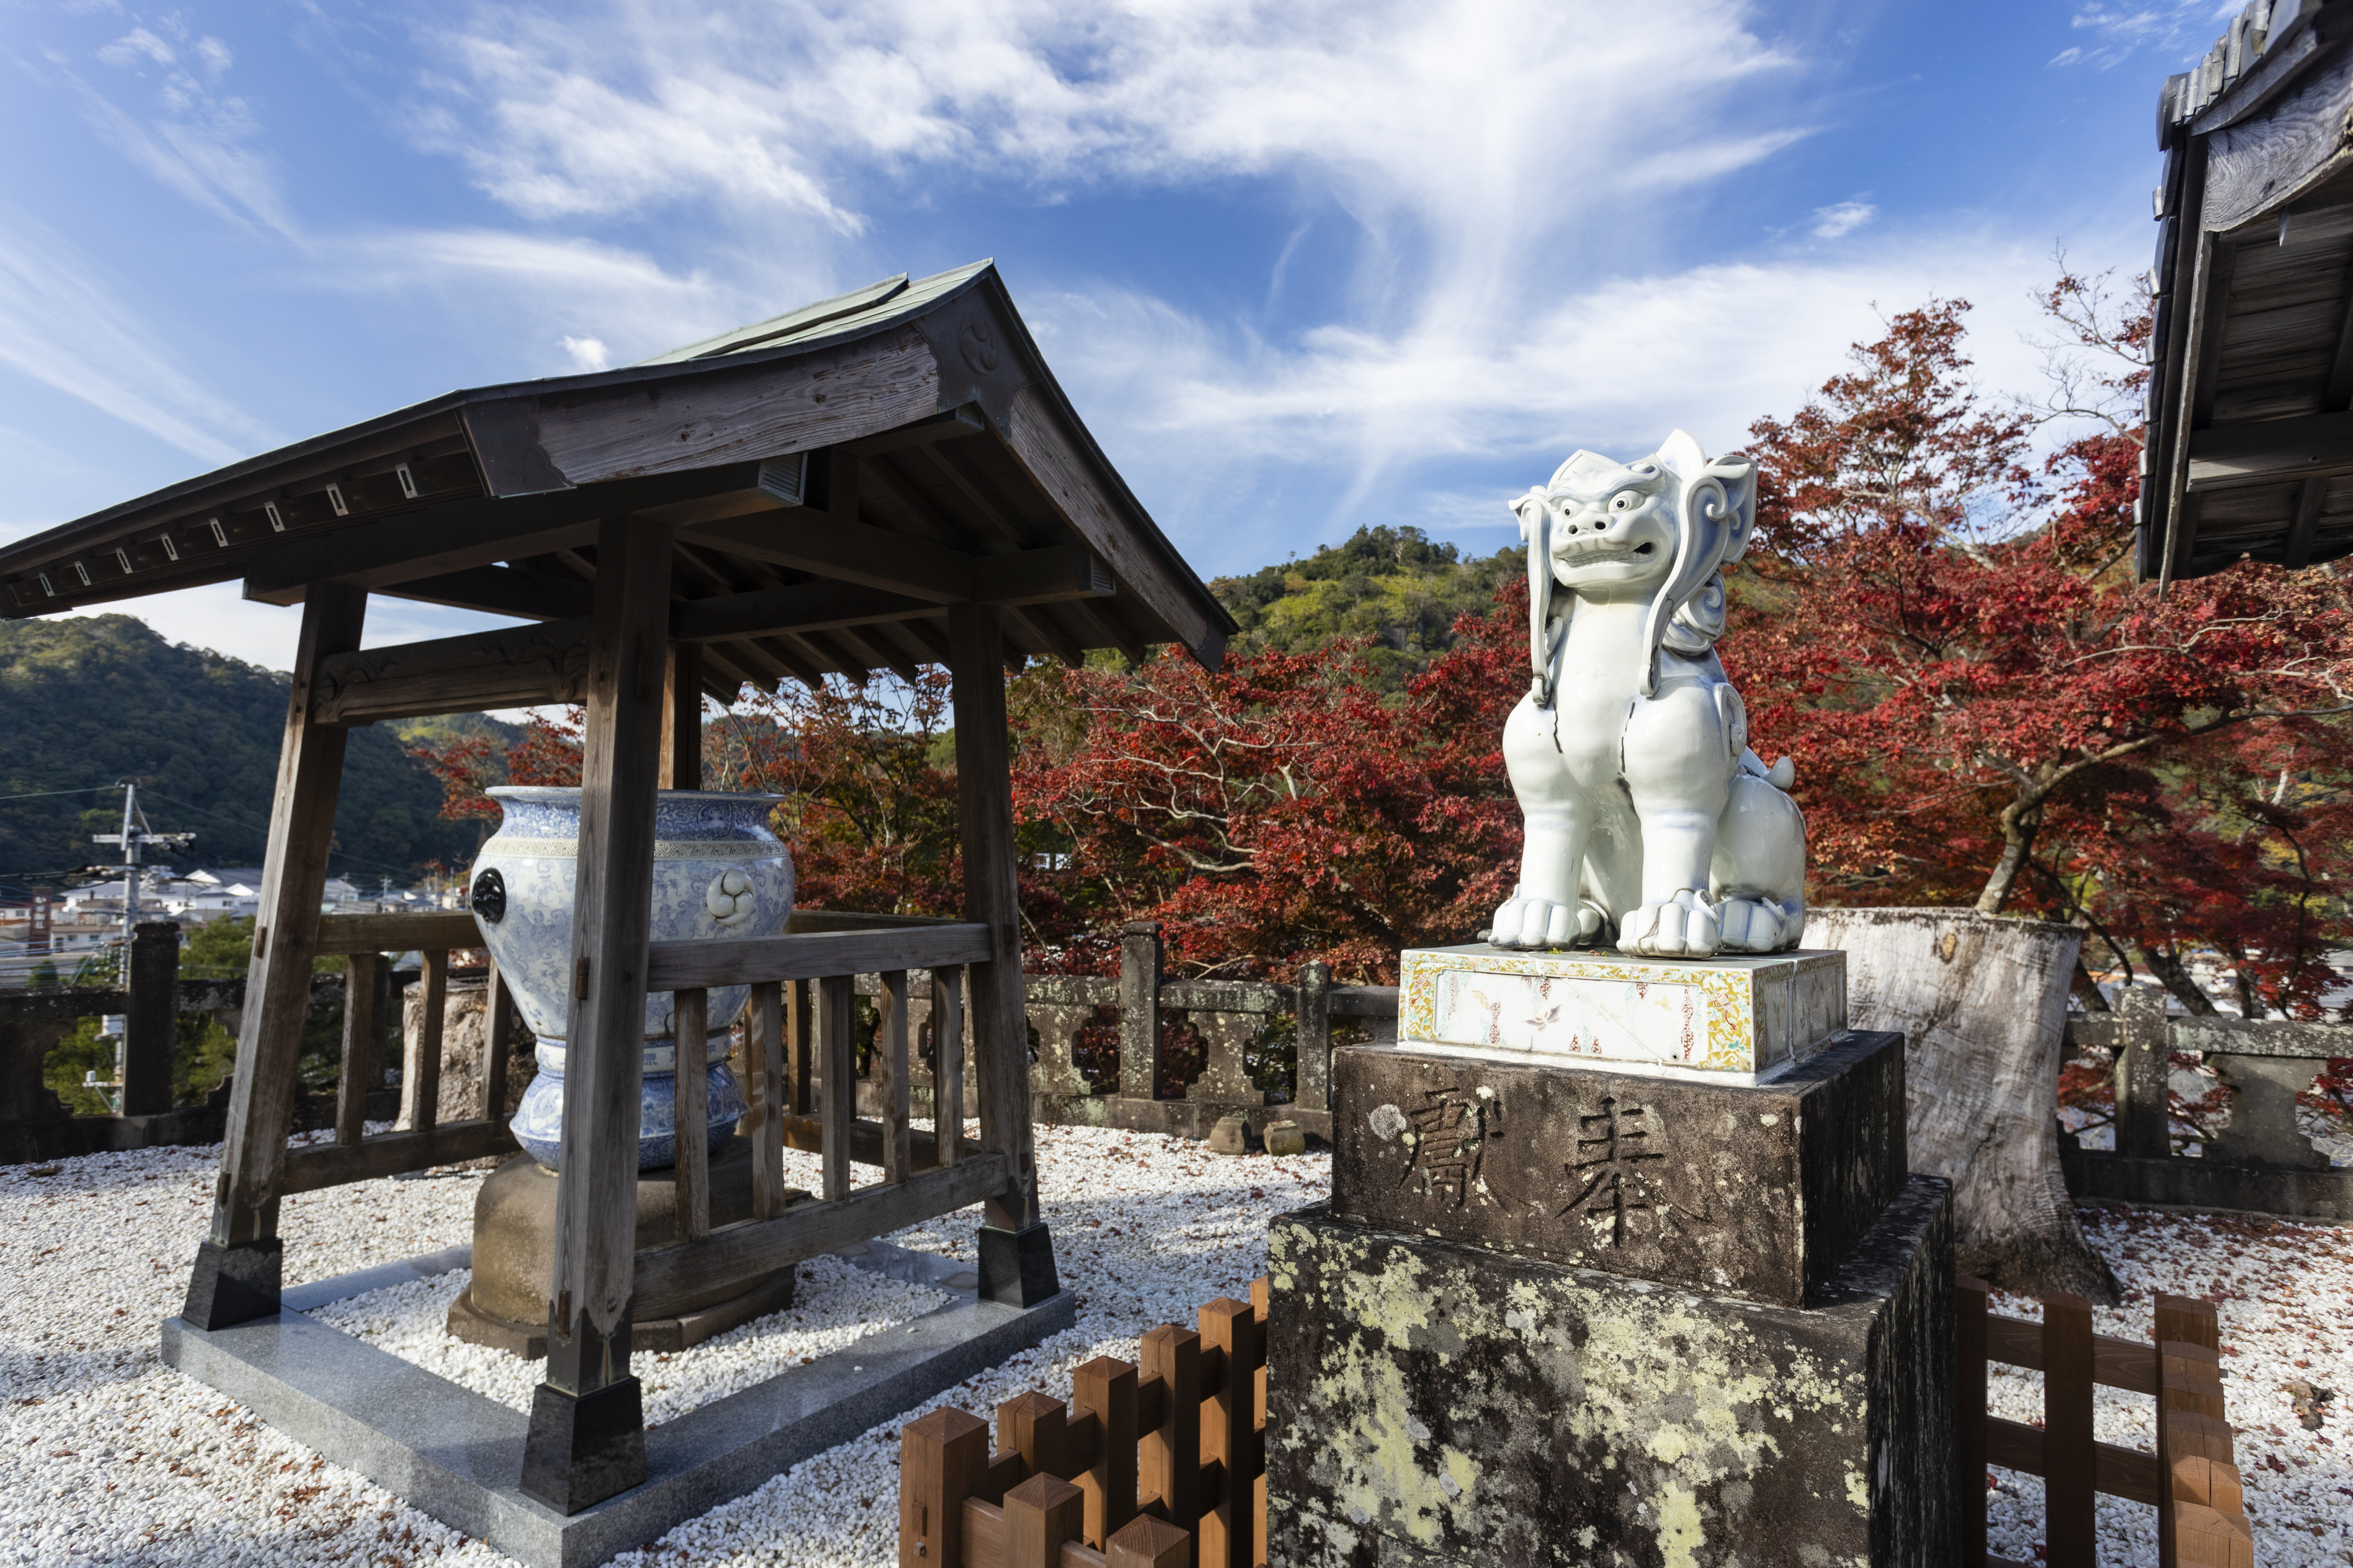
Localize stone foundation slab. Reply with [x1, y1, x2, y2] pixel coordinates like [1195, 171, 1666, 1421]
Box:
[160, 1239, 1073, 1568]
[1265, 1175, 1957, 1568]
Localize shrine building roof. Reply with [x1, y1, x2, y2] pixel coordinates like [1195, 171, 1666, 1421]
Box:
[0, 261, 1233, 693]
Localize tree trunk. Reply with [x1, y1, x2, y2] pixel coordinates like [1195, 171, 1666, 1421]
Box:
[2137, 945, 2219, 1017]
[1806, 906, 2119, 1304]
[1972, 799, 2039, 916]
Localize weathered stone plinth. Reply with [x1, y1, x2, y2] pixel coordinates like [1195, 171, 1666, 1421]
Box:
[449, 1143, 808, 1357]
[1332, 1031, 1905, 1306]
[1266, 1176, 1955, 1568]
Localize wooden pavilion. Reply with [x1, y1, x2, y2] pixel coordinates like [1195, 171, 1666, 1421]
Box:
[2142, 0, 2353, 582]
[0, 261, 1233, 1512]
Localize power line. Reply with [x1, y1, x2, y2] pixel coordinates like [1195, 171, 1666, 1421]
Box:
[0, 786, 115, 803]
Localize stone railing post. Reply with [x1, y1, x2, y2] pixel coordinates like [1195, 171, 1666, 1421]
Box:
[1119, 921, 1163, 1100]
[2115, 986, 2171, 1158]
[1295, 962, 1330, 1112]
[122, 920, 181, 1117]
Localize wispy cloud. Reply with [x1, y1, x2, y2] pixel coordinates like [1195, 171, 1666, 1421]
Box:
[1811, 200, 1876, 239]
[0, 210, 277, 465]
[68, 16, 294, 236]
[310, 228, 752, 372]
[1039, 225, 2133, 559]
[2054, 3, 2216, 69]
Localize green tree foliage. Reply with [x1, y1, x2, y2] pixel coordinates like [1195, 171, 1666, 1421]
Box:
[1211, 525, 1525, 689]
[42, 913, 344, 1115]
[0, 615, 485, 880]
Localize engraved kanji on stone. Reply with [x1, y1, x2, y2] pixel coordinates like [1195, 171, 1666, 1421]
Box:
[1560, 1095, 1667, 1246]
[1401, 1087, 1498, 1207]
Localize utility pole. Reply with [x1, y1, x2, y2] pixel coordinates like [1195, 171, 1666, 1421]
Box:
[88, 781, 194, 1108]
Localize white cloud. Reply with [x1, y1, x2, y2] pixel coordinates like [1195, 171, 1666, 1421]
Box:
[0, 210, 277, 465]
[1810, 200, 1876, 239]
[560, 335, 611, 371]
[416, 0, 1804, 255]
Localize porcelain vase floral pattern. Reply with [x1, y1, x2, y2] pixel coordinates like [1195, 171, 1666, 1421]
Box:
[468, 787, 793, 1170]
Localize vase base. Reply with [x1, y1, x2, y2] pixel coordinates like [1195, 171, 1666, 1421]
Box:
[445, 1268, 802, 1360]
[452, 1142, 812, 1358]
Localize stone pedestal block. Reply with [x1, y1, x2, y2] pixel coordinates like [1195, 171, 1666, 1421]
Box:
[1331, 1031, 1905, 1306]
[1399, 945, 1847, 1082]
[1265, 1174, 1956, 1568]
[448, 1143, 806, 1357]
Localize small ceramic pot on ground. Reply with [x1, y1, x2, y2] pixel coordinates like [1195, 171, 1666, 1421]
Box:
[467, 787, 792, 1170]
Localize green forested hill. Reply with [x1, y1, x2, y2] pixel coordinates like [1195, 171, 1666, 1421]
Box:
[1211, 526, 1524, 688]
[0, 615, 490, 884]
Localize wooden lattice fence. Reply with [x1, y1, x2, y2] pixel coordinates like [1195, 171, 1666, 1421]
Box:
[1959, 1277, 2252, 1567]
[899, 1279, 1269, 1568]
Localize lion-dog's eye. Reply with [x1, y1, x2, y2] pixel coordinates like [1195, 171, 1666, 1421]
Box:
[1609, 491, 1638, 512]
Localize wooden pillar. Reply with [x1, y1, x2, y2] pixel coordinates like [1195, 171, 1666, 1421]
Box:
[185, 583, 365, 1330]
[121, 920, 179, 1116]
[660, 641, 704, 790]
[519, 515, 671, 1514]
[2043, 1293, 2098, 1568]
[336, 952, 381, 1145]
[948, 602, 1058, 1305]
[1956, 1276, 1989, 1568]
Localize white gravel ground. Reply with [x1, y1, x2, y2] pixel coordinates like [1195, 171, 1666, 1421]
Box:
[3, 1125, 2347, 1566]
[306, 1252, 948, 1428]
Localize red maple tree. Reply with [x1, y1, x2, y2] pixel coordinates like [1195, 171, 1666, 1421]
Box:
[706, 669, 968, 919]
[1729, 284, 2353, 1016]
[406, 710, 585, 819]
[1010, 626, 1523, 983]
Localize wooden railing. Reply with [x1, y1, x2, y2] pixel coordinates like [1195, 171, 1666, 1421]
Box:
[280, 911, 515, 1193]
[899, 1278, 1270, 1568]
[632, 918, 1002, 1304]
[1959, 1277, 2251, 1568]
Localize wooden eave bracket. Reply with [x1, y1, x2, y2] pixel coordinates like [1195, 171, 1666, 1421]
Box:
[2184, 408, 2353, 486]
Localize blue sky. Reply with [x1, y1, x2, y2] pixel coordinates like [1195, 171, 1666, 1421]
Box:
[0, 0, 2231, 672]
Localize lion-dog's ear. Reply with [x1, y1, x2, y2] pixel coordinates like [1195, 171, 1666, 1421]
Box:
[1638, 432, 1756, 697]
[1509, 486, 1557, 707]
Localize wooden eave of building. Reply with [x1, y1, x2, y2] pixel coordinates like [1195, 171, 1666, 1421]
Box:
[0, 261, 1234, 711]
[2143, 0, 2353, 582]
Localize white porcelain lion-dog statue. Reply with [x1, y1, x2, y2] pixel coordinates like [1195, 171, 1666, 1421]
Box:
[1486, 431, 1807, 958]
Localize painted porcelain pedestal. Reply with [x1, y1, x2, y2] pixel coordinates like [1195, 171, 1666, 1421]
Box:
[1398, 942, 1847, 1085]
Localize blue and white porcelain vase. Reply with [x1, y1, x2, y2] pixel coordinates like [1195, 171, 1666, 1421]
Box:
[468, 788, 793, 1170]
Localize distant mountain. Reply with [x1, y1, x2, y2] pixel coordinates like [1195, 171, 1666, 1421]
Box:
[0, 615, 499, 887]
[1210, 525, 1525, 688]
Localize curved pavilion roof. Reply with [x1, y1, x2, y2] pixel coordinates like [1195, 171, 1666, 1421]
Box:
[0, 261, 1232, 703]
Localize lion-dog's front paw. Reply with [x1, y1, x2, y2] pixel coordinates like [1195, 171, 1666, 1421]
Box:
[1717, 897, 1793, 952]
[1617, 889, 1721, 957]
[1488, 890, 1601, 950]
